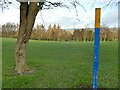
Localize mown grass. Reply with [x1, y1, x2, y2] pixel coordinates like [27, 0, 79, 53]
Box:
[0, 38, 2, 89]
[2, 38, 118, 88]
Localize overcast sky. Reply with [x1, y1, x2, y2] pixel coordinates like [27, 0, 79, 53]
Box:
[0, 0, 119, 29]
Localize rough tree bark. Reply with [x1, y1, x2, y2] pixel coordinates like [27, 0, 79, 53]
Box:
[15, 2, 41, 75]
[14, 0, 82, 75]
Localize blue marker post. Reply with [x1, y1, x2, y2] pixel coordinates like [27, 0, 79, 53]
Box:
[92, 8, 101, 89]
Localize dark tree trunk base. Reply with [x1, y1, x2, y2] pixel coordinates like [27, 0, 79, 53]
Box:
[15, 2, 42, 75]
[12, 68, 35, 76]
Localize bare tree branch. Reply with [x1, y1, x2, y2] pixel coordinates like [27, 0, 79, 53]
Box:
[102, 0, 113, 9]
[40, 11, 45, 26]
[74, 0, 86, 12]
[0, 0, 11, 12]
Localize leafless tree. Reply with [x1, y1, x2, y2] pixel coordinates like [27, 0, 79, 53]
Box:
[0, 0, 119, 75]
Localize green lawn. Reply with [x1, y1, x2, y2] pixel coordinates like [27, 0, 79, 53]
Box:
[0, 38, 2, 89]
[2, 38, 118, 88]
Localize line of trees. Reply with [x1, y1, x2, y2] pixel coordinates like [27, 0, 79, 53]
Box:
[2, 22, 19, 38]
[1, 23, 118, 41]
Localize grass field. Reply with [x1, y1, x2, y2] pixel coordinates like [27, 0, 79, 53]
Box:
[2, 38, 118, 88]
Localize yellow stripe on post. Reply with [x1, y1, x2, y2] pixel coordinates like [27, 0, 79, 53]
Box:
[92, 8, 101, 89]
[95, 8, 101, 28]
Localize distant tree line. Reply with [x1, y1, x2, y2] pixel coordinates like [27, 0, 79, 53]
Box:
[1, 22, 19, 38]
[1, 22, 118, 41]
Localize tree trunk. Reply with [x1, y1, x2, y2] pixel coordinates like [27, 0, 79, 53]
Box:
[15, 2, 40, 75]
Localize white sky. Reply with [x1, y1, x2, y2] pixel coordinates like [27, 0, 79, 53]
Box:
[0, 0, 119, 29]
